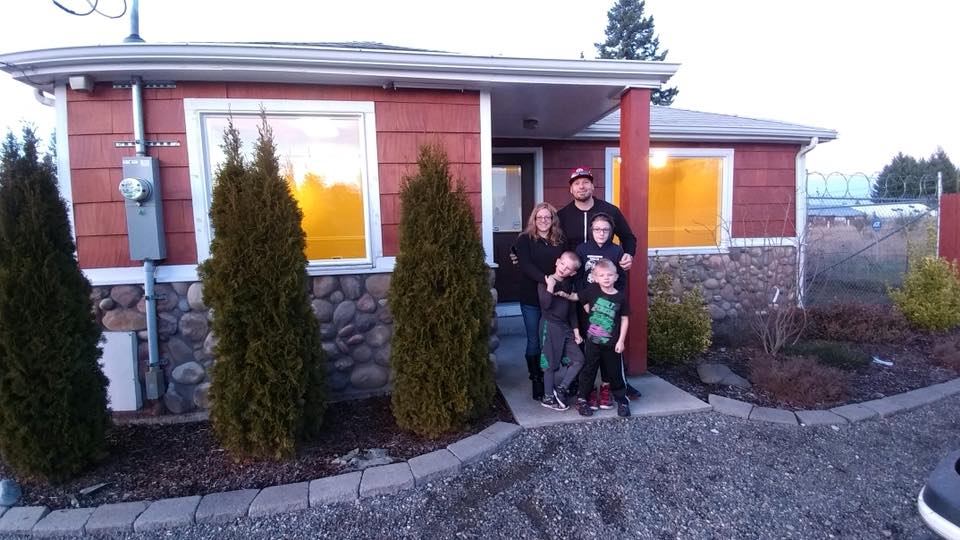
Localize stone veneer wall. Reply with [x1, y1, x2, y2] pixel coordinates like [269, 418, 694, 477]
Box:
[650, 246, 798, 338]
[92, 271, 500, 414]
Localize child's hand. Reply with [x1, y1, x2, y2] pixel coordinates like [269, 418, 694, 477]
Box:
[574, 332, 583, 345]
[554, 290, 568, 299]
[614, 341, 625, 353]
[544, 274, 557, 292]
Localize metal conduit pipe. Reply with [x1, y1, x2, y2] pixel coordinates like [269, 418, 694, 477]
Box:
[795, 136, 818, 308]
[131, 76, 162, 398]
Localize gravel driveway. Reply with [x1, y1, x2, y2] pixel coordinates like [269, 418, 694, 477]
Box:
[9, 394, 958, 539]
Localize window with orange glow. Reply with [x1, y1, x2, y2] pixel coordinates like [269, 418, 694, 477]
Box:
[611, 154, 724, 248]
[203, 114, 368, 262]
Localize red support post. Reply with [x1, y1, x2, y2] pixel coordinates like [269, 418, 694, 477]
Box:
[620, 88, 651, 375]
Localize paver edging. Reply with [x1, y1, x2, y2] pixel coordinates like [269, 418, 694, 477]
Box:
[707, 375, 960, 426]
[5, 420, 523, 537]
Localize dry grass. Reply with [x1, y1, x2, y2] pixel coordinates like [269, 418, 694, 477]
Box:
[748, 354, 850, 408]
[932, 337, 960, 372]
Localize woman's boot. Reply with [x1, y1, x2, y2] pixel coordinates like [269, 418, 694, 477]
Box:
[526, 354, 544, 400]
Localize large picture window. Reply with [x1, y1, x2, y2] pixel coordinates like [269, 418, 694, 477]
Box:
[606, 148, 733, 252]
[185, 99, 381, 270]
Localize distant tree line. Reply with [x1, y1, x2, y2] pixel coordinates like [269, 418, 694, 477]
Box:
[872, 148, 958, 200]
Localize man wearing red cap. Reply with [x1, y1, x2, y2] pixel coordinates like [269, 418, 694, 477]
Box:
[557, 167, 636, 271]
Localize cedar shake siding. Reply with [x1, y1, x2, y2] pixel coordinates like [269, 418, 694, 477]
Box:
[67, 82, 481, 268]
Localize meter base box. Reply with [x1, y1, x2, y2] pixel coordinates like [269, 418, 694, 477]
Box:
[121, 156, 166, 260]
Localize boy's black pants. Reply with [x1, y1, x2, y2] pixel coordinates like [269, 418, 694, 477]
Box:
[578, 341, 626, 401]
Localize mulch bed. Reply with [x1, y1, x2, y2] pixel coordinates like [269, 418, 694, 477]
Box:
[652, 334, 960, 411]
[0, 390, 514, 510]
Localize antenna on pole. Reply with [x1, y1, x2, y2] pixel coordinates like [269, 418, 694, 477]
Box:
[123, 0, 144, 43]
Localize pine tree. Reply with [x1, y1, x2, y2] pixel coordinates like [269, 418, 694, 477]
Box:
[199, 116, 326, 460]
[872, 148, 959, 200]
[0, 127, 109, 481]
[596, 0, 678, 106]
[389, 144, 494, 437]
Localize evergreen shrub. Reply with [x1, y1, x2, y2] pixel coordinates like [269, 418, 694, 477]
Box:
[647, 269, 712, 365]
[890, 256, 960, 332]
[0, 128, 110, 481]
[389, 144, 494, 437]
[199, 117, 325, 460]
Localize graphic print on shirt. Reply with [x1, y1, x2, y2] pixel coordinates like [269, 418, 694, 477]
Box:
[583, 254, 604, 284]
[587, 296, 617, 345]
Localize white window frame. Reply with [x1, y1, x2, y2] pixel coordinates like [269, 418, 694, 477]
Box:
[184, 98, 385, 275]
[605, 146, 735, 255]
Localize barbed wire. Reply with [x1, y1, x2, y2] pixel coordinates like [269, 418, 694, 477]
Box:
[806, 171, 942, 203]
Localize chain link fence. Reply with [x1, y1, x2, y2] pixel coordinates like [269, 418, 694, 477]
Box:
[802, 172, 941, 306]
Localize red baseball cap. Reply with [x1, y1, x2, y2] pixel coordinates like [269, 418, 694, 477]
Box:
[569, 167, 594, 184]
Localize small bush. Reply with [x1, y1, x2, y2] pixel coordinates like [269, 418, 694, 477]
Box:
[890, 257, 960, 332]
[806, 302, 913, 344]
[931, 337, 960, 373]
[748, 354, 850, 408]
[783, 340, 871, 371]
[648, 271, 712, 365]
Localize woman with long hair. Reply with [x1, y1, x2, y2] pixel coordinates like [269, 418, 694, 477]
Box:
[513, 202, 566, 400]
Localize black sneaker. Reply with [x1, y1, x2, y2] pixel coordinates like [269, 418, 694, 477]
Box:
[576, 398, 594, 417]
[554, 386, 570, 408]
[617, 398, 631, 417]
[625, 383, 642, 401]
[541, 396, 568, 411]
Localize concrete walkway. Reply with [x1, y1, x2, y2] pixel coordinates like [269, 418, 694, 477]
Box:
[495, 319, 710, 428]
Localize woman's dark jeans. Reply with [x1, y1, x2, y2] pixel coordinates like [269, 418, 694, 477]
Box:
[519, 303, 541, 357]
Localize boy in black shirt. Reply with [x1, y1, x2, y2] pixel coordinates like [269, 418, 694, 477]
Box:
[577, 258, 632, 417]
[538, 251, 585, 411]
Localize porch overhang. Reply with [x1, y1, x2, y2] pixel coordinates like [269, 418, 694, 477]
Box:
[0, 42, 678, 139]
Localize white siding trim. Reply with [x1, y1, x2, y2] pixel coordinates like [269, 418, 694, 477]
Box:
[480, 91, 494, 264]
[492, 147, 544, 203]
[54, 83, 76, 246]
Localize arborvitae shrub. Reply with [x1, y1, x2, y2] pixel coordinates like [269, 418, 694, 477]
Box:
[0, 128, 109, 481]
[647, 268, 712, 365]
[890, 256, 960, 332]
[390, 144, 494, 437]
[199, 117, 325, 460]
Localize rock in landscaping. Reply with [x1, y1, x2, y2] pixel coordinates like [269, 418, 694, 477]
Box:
[102, 309, 147, 331]
[312, 299, 334, 323]
[333, 301, 357, 329]
[332, 448, 395, 471]
[698, 363, 732, 384]
[357, 293, 377, 313]
[313, 276, 338, 298]
[364, 274, 391, 299]
[99, 297, 116, 311]
[163, 384, 193, 414]
[340, 276, 362, 300]
[186, 282, 206, 310]
[110, 285, 143, 308]
[203, 332, 218, 356]
[194, 382, 211, 409]
[172, 361, 205, 385]
[350, 363, 389, 389]
[0, 479, 21, 506]
[365, 325, 391, 347]
[178, 312, 209, 342]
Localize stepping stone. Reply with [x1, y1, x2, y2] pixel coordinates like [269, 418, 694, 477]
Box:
[0, 506, 49, 533]
[408, 449, 461, 487]
[310, 471, 361, 506]
[196, 489, 259, 524]
[32, 507, 94, 537]
[697, 364, 730, 384]
[85, 501, 148, 534]
[249, 482, 308, 518]
[133, 496, 200, 532]
[360, 462, 414, 498]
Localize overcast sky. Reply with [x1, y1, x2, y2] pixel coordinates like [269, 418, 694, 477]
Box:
[0, 0, 957, 175]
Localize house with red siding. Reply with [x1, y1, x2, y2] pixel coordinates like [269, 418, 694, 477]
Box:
[0, 42, 834, 413]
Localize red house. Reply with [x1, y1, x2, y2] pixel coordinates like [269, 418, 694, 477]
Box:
[0, 42, 835, 413]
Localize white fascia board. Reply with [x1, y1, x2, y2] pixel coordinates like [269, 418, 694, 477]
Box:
[0, 44, 678, 89]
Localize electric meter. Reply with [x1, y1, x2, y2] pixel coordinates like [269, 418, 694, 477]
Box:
[119, 177, 152, 202]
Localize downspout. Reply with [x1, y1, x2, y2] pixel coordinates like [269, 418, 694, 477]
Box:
[33, 89, 55, 107]
[131, 76, 162, 398]
[795, 137, 818, 307]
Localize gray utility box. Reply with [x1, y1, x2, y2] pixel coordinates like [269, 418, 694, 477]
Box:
[120, 156, 166, 260]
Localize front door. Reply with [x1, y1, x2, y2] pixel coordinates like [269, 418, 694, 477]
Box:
[492, 153, 536, 303]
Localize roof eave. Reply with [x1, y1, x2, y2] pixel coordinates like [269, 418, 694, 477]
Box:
[0, 43, 679, 90]
[576, 127, 838, 144]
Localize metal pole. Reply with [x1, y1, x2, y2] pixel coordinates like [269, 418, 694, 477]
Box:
[123, 0, 144, 43]
[131, 77, 146, 157]
[936, 171, 944, 258]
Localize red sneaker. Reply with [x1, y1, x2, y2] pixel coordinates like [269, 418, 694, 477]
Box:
[587, 390, 600, 411]
[598, 383, 614, 410]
